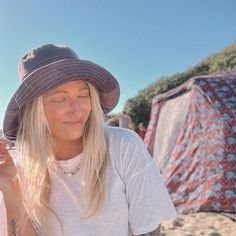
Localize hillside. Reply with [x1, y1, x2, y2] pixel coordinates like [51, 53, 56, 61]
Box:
[124, 42, 236, 128]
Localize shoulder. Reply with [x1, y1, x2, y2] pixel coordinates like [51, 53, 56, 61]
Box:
[107, 126, 144, 152]
[106, 126, 154, 176]
[107, 126, 141, 144]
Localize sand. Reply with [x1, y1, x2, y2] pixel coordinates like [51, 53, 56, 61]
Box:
[161, 212, 236, 236]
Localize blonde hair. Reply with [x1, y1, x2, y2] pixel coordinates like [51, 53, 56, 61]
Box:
[16, 82, 109, 234]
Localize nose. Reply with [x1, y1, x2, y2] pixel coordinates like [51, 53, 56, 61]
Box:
[67, 98, 81, 114]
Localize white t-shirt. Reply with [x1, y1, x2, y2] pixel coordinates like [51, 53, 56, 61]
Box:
[0, 127, 176, 235]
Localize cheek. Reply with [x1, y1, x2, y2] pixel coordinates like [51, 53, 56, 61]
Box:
[44, 105, 63, 126]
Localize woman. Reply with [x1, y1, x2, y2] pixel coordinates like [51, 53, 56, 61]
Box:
[0, 44, 176, 236]
[138, 122, 146, 140]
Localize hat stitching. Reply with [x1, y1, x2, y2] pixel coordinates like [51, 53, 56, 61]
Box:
[18, 76, 90, 106]
[18, 70, 106, 102]
[18, 76, 117, 111]
[19, 59, 112, 90]
[14, 94, 21, 109]
[23, 81, 32, 89]
[16, 74, 116, 108]
[23, 59, 112, 80]
[17, 63, 116, 102]
[20, 55, 77, 81]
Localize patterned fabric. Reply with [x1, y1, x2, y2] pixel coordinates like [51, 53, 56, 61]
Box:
[145, 72, 236, 214]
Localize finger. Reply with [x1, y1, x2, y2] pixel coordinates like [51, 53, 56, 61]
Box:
[0, 142, 6, 147]
[0, 143, 9, 152]
[0, 156, 10, 164]
[0, 150, 13, 161]
[0, 156, 11, 165]
[0, 151, 11, 158]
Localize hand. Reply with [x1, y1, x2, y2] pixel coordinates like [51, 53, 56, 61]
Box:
[0, 142, 18, 194]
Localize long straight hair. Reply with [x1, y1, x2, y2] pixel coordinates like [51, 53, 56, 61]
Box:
[16, 82, 109, 234]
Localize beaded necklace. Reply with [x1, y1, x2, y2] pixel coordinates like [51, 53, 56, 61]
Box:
[55, 154, 82, 176]
[56, 161, 81, 176]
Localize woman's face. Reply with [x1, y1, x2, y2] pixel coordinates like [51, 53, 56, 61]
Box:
[43, 80, 91, 145]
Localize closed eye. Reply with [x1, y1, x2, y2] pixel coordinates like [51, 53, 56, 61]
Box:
[51, 97, 66, 102]
[77, 93, 90, 98]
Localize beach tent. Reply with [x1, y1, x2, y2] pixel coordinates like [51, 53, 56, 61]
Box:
[144, 71, 236, 214]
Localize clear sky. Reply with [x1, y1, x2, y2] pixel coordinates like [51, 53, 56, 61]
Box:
[0, 0, 236, 129]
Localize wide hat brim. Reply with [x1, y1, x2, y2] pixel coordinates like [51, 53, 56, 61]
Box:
[3, 58, 120, 140]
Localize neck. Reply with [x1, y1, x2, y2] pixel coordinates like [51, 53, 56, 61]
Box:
[54, 138, 83, 160]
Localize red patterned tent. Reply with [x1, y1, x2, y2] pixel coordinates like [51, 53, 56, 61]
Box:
[145, 71, 236, 214]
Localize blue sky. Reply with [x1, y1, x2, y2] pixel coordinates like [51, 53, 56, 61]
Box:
[0, 0, 236, 129]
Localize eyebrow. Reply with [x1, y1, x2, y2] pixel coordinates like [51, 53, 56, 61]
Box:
[47, 87, 89, 95]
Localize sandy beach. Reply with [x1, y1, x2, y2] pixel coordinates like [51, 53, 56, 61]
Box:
[161, 212, 236, 236]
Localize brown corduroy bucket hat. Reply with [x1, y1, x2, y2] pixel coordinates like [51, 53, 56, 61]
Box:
[3, 44, 120, 140]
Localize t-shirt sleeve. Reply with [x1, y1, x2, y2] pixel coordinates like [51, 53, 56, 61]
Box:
[123, 132, 177, 235]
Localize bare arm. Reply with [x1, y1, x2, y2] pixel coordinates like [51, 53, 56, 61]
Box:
[134, 226, 161, 236]
[0, 143, 38, 236]
[3, 179, 38, 236]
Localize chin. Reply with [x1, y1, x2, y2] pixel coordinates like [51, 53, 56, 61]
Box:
[57, 131, 83, 142]
[66, 134, 83, 141]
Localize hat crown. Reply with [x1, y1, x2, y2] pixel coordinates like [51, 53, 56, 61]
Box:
[18, 44, 79, 81]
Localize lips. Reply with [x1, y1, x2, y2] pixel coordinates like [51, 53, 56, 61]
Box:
[63, 120, 82, 125]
